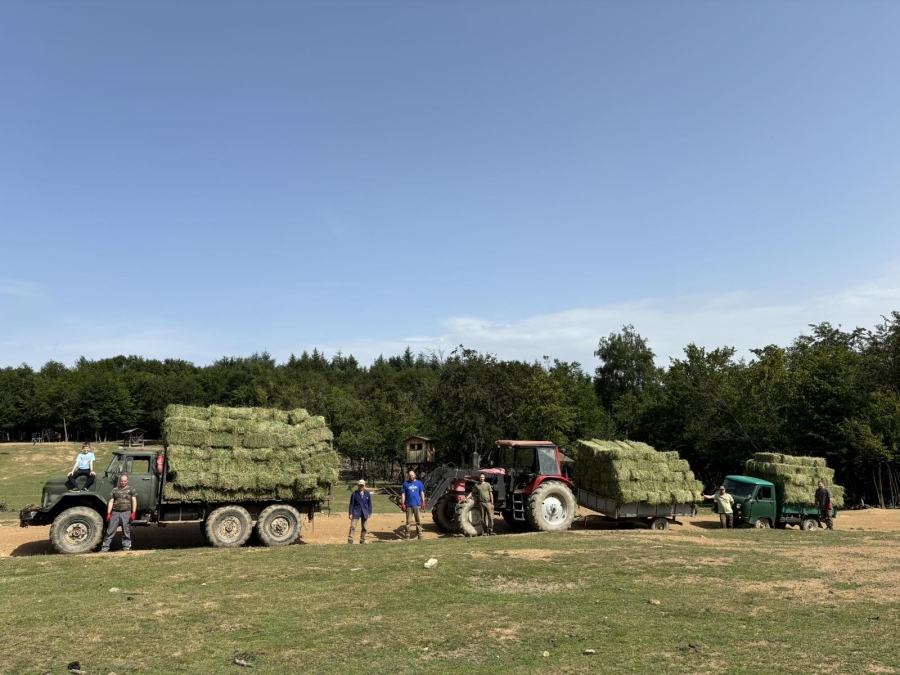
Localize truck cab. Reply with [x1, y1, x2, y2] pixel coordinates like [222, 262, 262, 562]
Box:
[723, 475, 777, 528]
[21, 449, 160, 528]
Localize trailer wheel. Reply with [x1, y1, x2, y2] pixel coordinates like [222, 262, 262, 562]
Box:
[800, 518, 819, 531]
[50, 506, 105, 554]
[431, 497, 457, 533]
[650, 517, 670, 531]
[256, 504, 302, 547]
[457, 499, 484, 537]
[204, 505, 253, 548]
[526, 482, 576, 532]
[754, 518, 771, 529]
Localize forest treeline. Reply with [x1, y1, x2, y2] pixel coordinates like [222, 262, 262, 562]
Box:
[2, 313, 899, 505]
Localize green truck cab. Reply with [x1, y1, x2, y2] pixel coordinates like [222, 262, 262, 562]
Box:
[20, 448, 323, 554]
[723, 475, 837, 530]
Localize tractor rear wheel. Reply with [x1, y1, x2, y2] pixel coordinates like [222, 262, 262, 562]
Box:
[457, 498, 484, 537]
[526, 482, 576, 532]
[431, 497, 456, 532]
[256, 504, 302, 547]
[204, 505, 253, 548]
[50, 506, 104, 554]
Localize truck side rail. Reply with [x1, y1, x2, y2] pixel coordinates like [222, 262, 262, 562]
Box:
[577, 488, 697, 519]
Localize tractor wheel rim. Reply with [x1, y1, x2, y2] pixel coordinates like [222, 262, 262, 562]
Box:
[541, 496, 566, 524]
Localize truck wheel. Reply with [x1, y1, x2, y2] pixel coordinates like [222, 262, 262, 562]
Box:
[526, 482, 576, 532]
[754, 518, 771, 529]
[204, 505, 253, 548]
[457, 498, 484, 537]
[256, 504, 302, 547]
[50, 506, 104, 554]
[650, 517, 670, 531]
[431, 497, 456, 532]
[800, 518, 819, 531]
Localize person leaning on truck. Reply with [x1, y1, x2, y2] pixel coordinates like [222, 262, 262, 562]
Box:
[400, 470, 426, 541]
[65, 442, 96, 492]
[101, 474, 138, 552]
[814, 480, 835, 530]
[348, 479, 373, 544]
[466, 473, 495, 536]
[702, 486, 736, 529]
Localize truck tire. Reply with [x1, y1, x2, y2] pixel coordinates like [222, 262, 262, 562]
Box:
[256, 504, 302, 547]
[800, 518, 819, 531]
[50, 506, 104, 554]
[431, 497, 456, 533]
[650, 517, 670, 531]
[457, 498, 484, 537]
[754, 518, 771, 529]
[526, 481, 576, 532]
[204, 505, 253, 548]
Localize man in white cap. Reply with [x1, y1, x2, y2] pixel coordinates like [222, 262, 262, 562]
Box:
[348, 479, 373, 544]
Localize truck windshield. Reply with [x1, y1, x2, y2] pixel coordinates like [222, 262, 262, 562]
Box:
[723, 480, 756, 498]
[105, 456, 124, 474]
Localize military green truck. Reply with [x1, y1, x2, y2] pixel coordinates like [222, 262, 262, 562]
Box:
[723, 475, 837, 530]
[19, 447, 330, 553]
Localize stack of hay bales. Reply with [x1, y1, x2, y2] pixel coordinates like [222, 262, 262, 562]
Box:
[575, 439, 704, 505]
[744, 452, 844, 507]
[162, 404, 338, 502]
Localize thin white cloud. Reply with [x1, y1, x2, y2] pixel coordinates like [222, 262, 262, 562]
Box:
[315, 270, 900, 368]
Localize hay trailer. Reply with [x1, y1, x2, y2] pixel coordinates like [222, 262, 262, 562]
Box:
[576, 488, 697, 530]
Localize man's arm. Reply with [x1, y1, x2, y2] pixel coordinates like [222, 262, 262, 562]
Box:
[106, 497, 114, 522]
[131, 493, 137, 520]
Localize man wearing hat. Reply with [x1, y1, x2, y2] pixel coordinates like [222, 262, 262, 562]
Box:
[701, 485, 736, 528]
[348, 479, 373, 544]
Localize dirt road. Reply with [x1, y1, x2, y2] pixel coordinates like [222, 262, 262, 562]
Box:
[1, 507, 898, 557]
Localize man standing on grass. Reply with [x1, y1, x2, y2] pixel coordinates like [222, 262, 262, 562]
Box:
[815, 480, 834, 530]
[101, 475, 137, 552]
[65, 442, 96, 492]
[466, 473, 495, 536]
[400, 470, 426, 541]
[348, 479, 373, 544]
[702, 486, 736, 529]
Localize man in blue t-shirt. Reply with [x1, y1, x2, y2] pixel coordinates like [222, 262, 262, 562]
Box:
[400, 470, 426, 540]
[66, 442, 97, 491]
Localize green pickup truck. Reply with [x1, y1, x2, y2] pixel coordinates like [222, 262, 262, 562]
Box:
[20, 448, 326, 553]
[723, 475, 837, 530]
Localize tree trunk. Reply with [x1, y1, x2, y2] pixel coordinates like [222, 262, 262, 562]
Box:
[877, 466, 886, 509]
[62, 417, 68, 443]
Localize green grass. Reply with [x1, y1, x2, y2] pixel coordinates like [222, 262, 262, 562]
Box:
[2, 445, 898, 674]
[2, 529, 899, 674]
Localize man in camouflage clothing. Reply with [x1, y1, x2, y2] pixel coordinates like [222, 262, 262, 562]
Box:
[101, 474, 138, 552]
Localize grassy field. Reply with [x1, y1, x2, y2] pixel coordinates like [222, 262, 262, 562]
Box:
[1, 444, 899, 674]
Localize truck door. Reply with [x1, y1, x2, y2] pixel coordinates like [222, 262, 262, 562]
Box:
[752, 485, 776, 524]
[122, 455, 156, 515]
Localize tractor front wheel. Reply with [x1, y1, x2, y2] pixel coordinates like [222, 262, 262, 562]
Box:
[431, 497, 457, 532]
[526, 482, 576, 532]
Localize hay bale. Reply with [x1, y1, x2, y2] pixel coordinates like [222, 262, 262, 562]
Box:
[744, 453, 844, 507]
[575, 439, 703, 506]
[162, 404, 338, 502]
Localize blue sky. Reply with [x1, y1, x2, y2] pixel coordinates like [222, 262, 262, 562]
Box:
[2, 2, 899, 369]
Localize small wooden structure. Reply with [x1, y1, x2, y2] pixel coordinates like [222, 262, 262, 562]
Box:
[404, 436, 436, 464]
[122, 428, 146, 448]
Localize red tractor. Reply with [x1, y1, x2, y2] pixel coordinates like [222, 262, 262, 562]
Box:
[424, 440, 577, 536]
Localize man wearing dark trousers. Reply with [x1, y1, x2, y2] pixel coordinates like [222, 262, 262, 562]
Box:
[400, 470, 426, 540]
[815, 480, 835, 530]
[101, 475, 137, 552]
